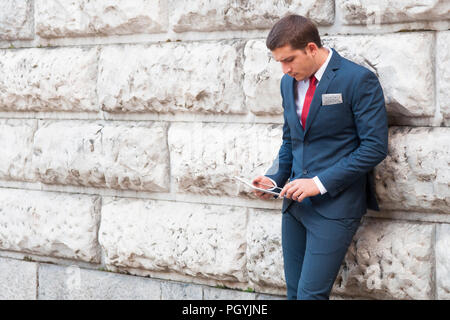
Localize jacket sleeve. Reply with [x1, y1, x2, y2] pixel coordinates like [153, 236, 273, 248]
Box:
[317, 70, 389, 197]
[265, 79, 293, 189]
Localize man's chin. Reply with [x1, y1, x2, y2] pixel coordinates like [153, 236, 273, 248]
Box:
[293, 74, 305, 81]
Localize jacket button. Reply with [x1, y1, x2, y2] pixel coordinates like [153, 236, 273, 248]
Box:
[303, 169, 308, 175]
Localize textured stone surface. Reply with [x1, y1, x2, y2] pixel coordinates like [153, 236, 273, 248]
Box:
[36, 0, 167, 38]
[99, 198, 248, 282]
[244, 40, 284, 115]
[39, 264, 161, 299]
[339, 0, 450, 25]
[171, 0, 335, 32]
[437, 32, 450, 120]
[0, 188, 101, 263]
[32, 121, 169, 192]
[161, 281, 203, 300]
[0, 119, 36, 182]
[168, 122, 282, 196]
[0, 47, 98, 112]
[0, 0, 34, 40]
[375, 127, 450, 213]
[436, 224, 450, 300]
[98, 42, 245, 113]
[333, 218, 434, 299]
[246, 209, 284, 289]
[0, 258, 37, 300]
[323, 33, 435, 118]
[203, 286, 256, 300]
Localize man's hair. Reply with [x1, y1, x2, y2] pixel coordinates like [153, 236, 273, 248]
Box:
[266, 14, 322, 51]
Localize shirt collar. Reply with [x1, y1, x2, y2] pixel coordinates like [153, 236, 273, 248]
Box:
[313, 47, 332, 82]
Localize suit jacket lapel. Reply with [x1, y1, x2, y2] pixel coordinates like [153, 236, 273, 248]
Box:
[286, 76, 305, 136]
[304, 49, 341, 136]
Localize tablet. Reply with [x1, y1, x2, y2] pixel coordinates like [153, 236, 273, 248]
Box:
[233, 176, 282, 197]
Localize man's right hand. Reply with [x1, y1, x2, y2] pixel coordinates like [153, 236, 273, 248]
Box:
[252, 176, 276, 200]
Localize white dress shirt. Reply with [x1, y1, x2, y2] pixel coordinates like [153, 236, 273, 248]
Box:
[267, 47, 332, 195]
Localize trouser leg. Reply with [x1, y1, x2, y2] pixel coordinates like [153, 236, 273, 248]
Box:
[297, 215, 361, 300]
[281, 211, 307, 300]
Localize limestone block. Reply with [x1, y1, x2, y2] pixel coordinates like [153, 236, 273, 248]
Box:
[375, 127, 450, 214]
[99, 198, 248, 282]
[0, 47, 98, 112]
[32, 121, 169, 192]
[0, 0, 34, 40]
[437, 32, 450, 120]
[168, 122, 282, 196]
[0, 258, 37, 300]
[334, 218, 434, 299]
[0, 189, 101, 263]
[203, 286, 256, 300]
[436, 224, 450, 300]
[36, 0, 167, 38]
[171, 0, 335, 32]
[0, 119, 36, 182]
[246, 209, 284, 289]
[98, 41, 245, 114]
[323, 33, 435, 118]
[161, 281, 203, 300]
[244, 40, 283, 115]
[39, 264, 162, 299]
[339, 0, 450, 25]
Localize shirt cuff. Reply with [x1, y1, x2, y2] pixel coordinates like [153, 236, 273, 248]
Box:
[313, 176, 327, 195]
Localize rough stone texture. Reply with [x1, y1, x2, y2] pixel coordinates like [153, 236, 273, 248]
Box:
[0, 119, 37, 182]
[333, 218, 434, 300]
[0, 47, 98, 112]
[244, 40, 284, 115]
[98, 41, 245, 114]
[323, 33, 435, 119]
[36, 0, 167, 38]
[32, 121, 169, 192]
[339, 0, 450, 25]
[375, 127, 450, 214]
[0, 258, 37, 300]
[0, 188, 101, 263]
[161, 280, 203, 300]
[436, 223, 450, 299]
[168, 122, 282, 196]
[203, 286, 256, 300]
[171, 0, 335, 32]
[99, 198, 248, 282]
[0, 0, 34, 40]
[39, 264, 162, 299]
[256, 293, 285, 300]
[246, 209, 284, 289]
[437, 31, 450, 121]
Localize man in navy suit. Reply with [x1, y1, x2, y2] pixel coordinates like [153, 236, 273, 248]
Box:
[252, 15, 388, 300]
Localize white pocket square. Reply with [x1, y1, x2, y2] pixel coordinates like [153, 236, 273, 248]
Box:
[322, 93, 343, 105]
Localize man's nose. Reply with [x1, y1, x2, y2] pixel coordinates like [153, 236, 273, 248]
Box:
[281, 63, 291, 74]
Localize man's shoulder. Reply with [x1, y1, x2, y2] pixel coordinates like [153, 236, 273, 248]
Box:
[333, 49, 376, 80]
[281, 73, 293, 84]
[280, 73, 294, 94]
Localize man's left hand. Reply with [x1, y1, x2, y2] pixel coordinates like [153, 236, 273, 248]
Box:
[279, 178, 320, 202]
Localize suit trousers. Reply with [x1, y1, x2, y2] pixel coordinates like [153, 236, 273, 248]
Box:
[282, 198, 361, 300]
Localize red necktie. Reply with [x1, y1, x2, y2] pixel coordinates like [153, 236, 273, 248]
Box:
[301, 75, 317, 129]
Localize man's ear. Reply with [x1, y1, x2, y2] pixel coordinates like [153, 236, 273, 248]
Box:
[305, 42, 318, 55]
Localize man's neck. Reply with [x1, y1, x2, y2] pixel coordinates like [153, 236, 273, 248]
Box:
[315, 47, 330, 71]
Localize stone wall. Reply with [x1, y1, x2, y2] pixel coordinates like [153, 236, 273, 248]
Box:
[0, 0, 449, 300]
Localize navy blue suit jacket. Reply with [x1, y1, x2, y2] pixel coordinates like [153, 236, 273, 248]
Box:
[265, 49, 388, 219]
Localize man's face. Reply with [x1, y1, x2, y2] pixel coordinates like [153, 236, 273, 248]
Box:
[271, 44, 316, 82]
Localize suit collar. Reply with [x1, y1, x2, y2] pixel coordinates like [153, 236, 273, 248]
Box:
[284, 48, 342, 136]
[327, 48, 341, 71]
